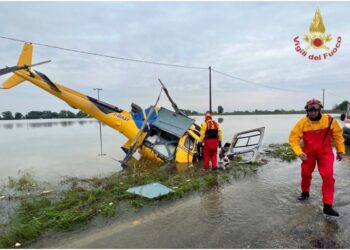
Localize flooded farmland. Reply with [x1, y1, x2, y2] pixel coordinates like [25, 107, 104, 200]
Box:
[1, 115, 349, 248]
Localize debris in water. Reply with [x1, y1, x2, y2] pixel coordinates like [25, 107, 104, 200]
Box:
[127, 182, 174, 199]
[132, 219, 141, 225]
[15, 242, 21, 247]
[41, 190, 54, 195]
[0, 195, 5, 200]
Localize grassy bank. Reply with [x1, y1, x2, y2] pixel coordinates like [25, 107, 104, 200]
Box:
[264, 143, 298, 162]
[0, 143, 296, 248]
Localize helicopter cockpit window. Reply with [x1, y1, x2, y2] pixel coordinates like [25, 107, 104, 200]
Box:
[144, 128, 178, 161]
[143, 107, 195, 161]
[184, 135, 194, 150]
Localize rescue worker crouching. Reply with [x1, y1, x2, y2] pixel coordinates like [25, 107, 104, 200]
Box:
[289, 99, 345, 216]
[198, 113, 223, 170]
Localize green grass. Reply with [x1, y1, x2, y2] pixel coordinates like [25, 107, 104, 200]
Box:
[265, 143, 298, 162]
[0, 157, 268, 248]
[7, 171, 37, 191]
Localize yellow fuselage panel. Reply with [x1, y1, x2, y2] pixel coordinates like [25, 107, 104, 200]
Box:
[139, 146, 164, 162]
[15, 71, 140, 141]
[175, 134, 195, 163]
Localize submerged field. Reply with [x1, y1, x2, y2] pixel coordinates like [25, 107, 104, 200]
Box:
[0, 143, 297, 248]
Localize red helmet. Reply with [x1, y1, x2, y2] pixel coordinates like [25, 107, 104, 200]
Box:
[304, 98, 323, 111]
[205, 113, 212, 120]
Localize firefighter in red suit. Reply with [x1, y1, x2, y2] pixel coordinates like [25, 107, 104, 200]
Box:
[199, 113, 223, 170]
[289, 99, 345, 216]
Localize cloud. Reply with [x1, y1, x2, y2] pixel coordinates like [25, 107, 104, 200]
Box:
[0, 2, 349, 114]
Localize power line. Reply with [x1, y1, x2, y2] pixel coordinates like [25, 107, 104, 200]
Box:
[212, 68, 303, 93]
[326, 90, 348, 101]
[0, 35, 207, 70]
[0, 35, 336, 96]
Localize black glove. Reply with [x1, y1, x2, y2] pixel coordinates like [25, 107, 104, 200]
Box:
[198, 142, 202, 148]
[218, 141, 222, 148]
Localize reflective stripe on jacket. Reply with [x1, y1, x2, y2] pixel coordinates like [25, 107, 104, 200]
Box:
[199, 119, 223, 142]
[289, 114, 345, 156]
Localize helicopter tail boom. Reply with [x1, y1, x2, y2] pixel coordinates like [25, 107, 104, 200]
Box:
[0, 43, 144, 142]
[1, 43, 33, 89]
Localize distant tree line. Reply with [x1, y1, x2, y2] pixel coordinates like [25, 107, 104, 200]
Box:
[1, 100, 348, 120]
[223, 109, 306, 115]
[182, 101, 349, 116]
[0, 110, 88, 120]
[180, 109, 200, 116]
[333, 100, 349, 112]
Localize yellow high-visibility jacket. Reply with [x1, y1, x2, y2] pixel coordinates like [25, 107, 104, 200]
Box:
[199, 119, 223, 143]
[289, 114, 345, 156]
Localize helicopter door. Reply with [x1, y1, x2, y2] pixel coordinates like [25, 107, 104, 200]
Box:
[175, 134, 196, 163]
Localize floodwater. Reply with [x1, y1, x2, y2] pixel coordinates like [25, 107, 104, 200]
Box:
[1, 114, 350, 248]
[0, 114, 306, 184]
[0, 118, 124, 185]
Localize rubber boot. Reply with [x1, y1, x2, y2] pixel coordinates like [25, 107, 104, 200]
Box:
[297, 192, 309, 201]
[323, 204, 339, 217]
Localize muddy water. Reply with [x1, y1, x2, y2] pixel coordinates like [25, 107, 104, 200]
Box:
[30, 146, 350, 248]
[0, 118, 125, 184]
[1, 115, 350, 248]
[0, 114, 305, 184]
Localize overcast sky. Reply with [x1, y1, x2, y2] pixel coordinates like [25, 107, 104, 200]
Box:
[0, 1, 349, 114]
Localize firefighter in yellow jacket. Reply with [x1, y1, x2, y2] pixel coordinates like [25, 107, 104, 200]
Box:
[199, 113, 223, 170]
[289, 99, 345, 216]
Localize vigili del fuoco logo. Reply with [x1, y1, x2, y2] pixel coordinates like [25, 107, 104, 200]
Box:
[293, 8, 342, 61]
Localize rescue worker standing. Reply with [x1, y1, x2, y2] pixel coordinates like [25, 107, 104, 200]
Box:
[199, 113, 223, 170]
[289, 99, 345, 216]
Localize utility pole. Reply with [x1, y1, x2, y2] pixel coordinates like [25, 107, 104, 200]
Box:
[93, 88, 106, 156]
[209, 66, 212, 114]
[322, 88, 325, 109]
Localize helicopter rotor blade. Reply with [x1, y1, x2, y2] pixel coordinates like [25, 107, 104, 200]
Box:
[0, 60, 51, 76]
[158, 78, 187, 117]
[0, 66, 21, 76]
[120, 87, 163, 168]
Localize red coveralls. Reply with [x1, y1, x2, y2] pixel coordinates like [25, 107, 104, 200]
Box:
[289, 114, 345, 205]
[199, 119, 223, 170]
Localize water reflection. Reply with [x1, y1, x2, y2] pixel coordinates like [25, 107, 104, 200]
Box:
[199, 185, 224, 225]
[2, 124, 14, 129]
[0, 119, 97, 129]
[78, 120, 88, 126]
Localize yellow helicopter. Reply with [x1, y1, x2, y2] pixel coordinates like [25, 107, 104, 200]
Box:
[1, 43, 266, 168]
[0, 42, 202, 166]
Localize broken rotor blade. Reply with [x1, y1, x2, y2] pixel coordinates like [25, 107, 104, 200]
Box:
[158, 78, 186, 117]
